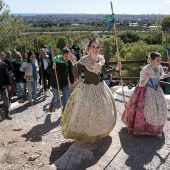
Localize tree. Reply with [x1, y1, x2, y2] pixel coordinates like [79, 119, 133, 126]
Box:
[0, 0, 24, 50]
[56, 37, 66, 51]
[118, 30, 140, 43]
[154, 19, 162, 26]
[161, 16, 170, 33]
[144, 28, 162, 44]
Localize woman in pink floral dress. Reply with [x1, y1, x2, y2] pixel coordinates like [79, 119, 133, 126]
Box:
[122, 51, 170, 137]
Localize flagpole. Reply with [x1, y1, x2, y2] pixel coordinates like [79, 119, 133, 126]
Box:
[51, 37, 63, 114]
[40, 54, 46, 100]
[53, 56, 63, 114]
[162, 31, 170, 66]
[35, 37, 46, 100]
[54, 65, 63, 114]
[110, 1, 128, 131]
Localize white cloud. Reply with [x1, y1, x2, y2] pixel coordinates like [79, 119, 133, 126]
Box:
[164, 0, 170, 4]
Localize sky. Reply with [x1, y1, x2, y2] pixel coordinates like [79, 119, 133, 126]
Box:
[4, 0, 170, 15]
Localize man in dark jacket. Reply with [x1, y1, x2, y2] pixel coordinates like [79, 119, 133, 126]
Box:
[72, 39, 81, 61]
[0, 52, 14, 104]
[0, 52, 14, 72]
[39, 48, 51, 97]
[0, 57, 12, 120]
[47, 47, 74, 112]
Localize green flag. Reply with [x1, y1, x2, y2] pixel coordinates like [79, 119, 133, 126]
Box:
[161, 41, 167, 56]
[47, 40, 51, 48]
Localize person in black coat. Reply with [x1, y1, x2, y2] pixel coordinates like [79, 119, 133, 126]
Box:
[0, 54, 12, 119]
[0, 52, 14, 104]
[12, 52, 26, 101]
[72, 40, 81, 61]
[47, 47, 74, 112]
[39, 48, 52, 97]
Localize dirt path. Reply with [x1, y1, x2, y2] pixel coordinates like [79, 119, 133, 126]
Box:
[0, 89, 170, 170]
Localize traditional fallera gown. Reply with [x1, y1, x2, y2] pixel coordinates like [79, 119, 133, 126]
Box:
[121, 64, 167, 136]
[61, 55, 117, 143]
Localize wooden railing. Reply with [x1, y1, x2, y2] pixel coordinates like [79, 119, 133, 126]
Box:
[106, 59, 170, 87]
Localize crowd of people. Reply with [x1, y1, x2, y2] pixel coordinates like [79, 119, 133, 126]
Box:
[0, 37, 170, 142]
[0, 38, 117, 120]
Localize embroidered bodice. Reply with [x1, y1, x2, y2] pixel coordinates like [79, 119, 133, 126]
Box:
[72, 55, 116, 85]
[140, 64, 164, 88]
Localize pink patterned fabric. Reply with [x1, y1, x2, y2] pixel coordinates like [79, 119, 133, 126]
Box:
[121, 85, 165, 136]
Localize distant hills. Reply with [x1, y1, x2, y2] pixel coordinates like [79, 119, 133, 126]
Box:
[12, 13, 168, 26]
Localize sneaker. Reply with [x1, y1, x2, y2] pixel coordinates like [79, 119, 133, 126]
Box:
[47, 89, 52, 95]
[18, 96, 22, 100]
[5, 114, 13, 120]
[9, 99, 11, 107]
[28, 99, 32, 103]
[18, 98, 25, 103]
[34, 100, 37, 104]
[40, 85, 43, 89]
[23, 95, 27, 100]
[49, 104, 54, 112]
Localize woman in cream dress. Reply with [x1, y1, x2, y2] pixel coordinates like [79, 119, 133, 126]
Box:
[61, 37, 121, 143]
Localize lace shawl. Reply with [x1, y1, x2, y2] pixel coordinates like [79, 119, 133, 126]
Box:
[79, 55, 105, 74]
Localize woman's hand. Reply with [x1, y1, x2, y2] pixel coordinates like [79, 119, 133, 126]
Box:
[69, 53, 77, 66]
[140, 70, 151, 87]
[144, 70, 150, 80]
[116, 61, 122, 71]
[52, 62, 56, 69]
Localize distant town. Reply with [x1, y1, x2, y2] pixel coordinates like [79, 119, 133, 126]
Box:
[16, 13, 166, 28]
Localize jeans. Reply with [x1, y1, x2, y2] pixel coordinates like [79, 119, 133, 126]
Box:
[42, 71, 51, 91]
[16, 82, 26, 98]
[0, 88, 10, 116]
[27, 81, 37, 101]
[51, 85, 69, 110]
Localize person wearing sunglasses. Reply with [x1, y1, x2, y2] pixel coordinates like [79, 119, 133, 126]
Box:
[12, 52, 26, 102]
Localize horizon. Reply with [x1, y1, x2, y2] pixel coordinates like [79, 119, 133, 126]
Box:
[12, 13, 168, 15]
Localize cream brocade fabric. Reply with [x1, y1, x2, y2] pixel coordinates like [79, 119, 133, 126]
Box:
[144, 86, 167, 126]
[140, 64, 167, 126]
[61, 55, 117, 143]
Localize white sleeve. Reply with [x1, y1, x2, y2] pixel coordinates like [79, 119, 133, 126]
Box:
[139, 67, 147, 84]
[35, 60, 39, 71]
[20, 62, 26, 72]
[159, 65, 164, 79]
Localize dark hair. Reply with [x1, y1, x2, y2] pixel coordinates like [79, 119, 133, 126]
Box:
[62, 47, 70, 55]
[88, 37, 100, 48]
[40, 43, 46, 48]
[149, 51, 161, 60]
[68, 46, 73, 50]
[27, 51, 34, 63]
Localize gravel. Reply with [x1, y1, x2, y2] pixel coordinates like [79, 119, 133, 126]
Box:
[0, 88, 170, 170]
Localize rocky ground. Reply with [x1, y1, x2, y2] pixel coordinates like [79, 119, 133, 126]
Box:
[0, 87, 170, 170]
